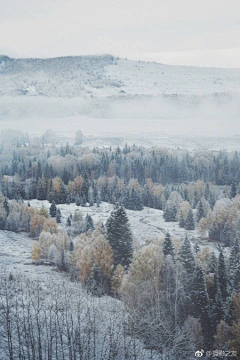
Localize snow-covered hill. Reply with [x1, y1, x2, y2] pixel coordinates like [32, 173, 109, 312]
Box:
[1, 54, 240, 144]
[1, 54, 240, 97]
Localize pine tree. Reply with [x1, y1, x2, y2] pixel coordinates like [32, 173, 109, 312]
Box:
[178, 210, 185, 228]
[230, 179, 237, 199]
[80, 172, 89, 202]
[86, 263, 103, 296]
[193, 190, 198, 209]
[192, 265, 212, 346]
[229, 239, 240, 292]
[194, 240, 200, 254]
[218, 249, 229, 302]
[196, 199, 205, 223]
[106, 204, 133, 269]
[56, 208, 61, 223]
[3, 198, 9, 216]
[75, 194, 80, 206]
[184, 209, 195, 230]
[212, 271, 225, 331]
[162, 232, 175, 258]
[69, 240, 74, 252]
[207, 252, 217, 273]
[66, 216, 71, 226]
[178, 235, 195, 273]
[49, 200, 57, 218]
[59, 183, 67, 204]
[85, 214, 94, 232]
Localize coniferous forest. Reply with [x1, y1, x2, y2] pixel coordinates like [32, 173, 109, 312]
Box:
[1, 130, 240, 359]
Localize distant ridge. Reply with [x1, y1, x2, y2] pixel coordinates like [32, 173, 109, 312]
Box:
[0, 54, 240, 98]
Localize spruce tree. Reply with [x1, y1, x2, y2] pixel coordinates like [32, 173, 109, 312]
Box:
[66, 216, 71, 226]
[207, 252, 217, 274]
[178, 210, 185, 228]
[85, 214, 94, 232]
[192, 265, 212, 346]
[59, 183, 67, 204]
[3, 198, 9, 216]
[230, 179, 237, 199]
[106, 204, 133, 269]
[196, 199, 205, 223]
[49, 200, 57, 217]
[75, 195, 80, 206]
[194, 240, 200, 254]
[229, 239, 240, 292]
[86, 263, 103, 296]
[218, 249, 229, 302]
[56, 208, 61, 223]
[80, 172, 89, 202]
[162, 232, 175, 259]
[178, 235, 195, 273]
[192, 190, 198, 209]
[184, 209, 195, 230]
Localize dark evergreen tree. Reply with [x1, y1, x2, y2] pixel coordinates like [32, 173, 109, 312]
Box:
[230, 179, 237, 199]
[229, 239, 240, 292]
[85, 214, 94, 232]
[75, 194, 80, 206]
[66, 216, 71, 226]
[207, 252, 217, 274]
[69, 240, 74, 252]
[194, 240, 200, 254]
[192, 190, 198, 209]
[162, 232, 175, 259]
[86, 263, 103, 296]
[106, 204, 133, 269]
[218, 249, 229, 302]
[192, 265, 212, 347]
[80, 172, 89, 202]
[3, 198, 9, 216]
[178, 235, 195, 273]
[196, 199, 205, 223]
[49, 200, 57, 218]
[184, 209, 195, 230]
[56, 208, 62, 223]
[178, 210, 185, 228]
[59, 183, 67, 204]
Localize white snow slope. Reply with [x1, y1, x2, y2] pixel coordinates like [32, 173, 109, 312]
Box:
[1, 54, 240, 145]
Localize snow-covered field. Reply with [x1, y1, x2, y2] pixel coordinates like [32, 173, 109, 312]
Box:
[28, 199, 200, 244]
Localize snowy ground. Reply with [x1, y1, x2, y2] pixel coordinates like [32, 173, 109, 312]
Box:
[0, 200, 213, 282]
[28, 199, 206, 248]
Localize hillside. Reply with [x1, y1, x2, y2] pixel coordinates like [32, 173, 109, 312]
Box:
[1, 54, 240, 143]
[1, 54, 240, 97]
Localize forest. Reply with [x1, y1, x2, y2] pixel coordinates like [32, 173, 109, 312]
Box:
[1, 129, 240, 359]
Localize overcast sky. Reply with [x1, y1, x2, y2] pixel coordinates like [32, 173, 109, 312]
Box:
[1, 0, 240, 67]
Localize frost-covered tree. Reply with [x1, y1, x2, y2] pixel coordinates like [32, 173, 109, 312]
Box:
[56, 208, 61, 223]
[162, 232, 175, 259]
[85, 214, 94, 232]
[106, 204, 133, 269]
[49, 200, 57, 218]
[231, 179, 237, 199]
[178, 235, 195, 273]
[185, 209, 195, 230]
[192, 265, 212, 346]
